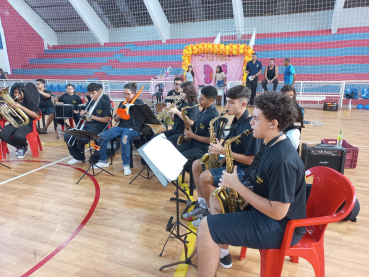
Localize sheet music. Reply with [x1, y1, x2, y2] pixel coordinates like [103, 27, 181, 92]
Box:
[142, 134, 187, 181]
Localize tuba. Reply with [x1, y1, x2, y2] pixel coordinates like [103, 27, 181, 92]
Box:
[177, 103, 200, 145]
[0, 87, 29, 127]
[200, 110, 227, 170]
[212, 129, 253, 214]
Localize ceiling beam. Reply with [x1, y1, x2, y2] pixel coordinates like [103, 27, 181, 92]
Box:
[7, 0, 58, 46]
[68, 0, 109, 46]
[331, 0, 345, 34]
[232, 0, 244, 39]
[143, 0, 170, 43]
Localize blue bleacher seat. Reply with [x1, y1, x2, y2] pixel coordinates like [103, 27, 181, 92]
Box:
[344, 88, 359, 99]
[55, 84, 62, 92]
[82, 86, 87, 93]
[48, 84, 55, 92]
[75, 85, 83, 92]
[61, 84, 66, 92]
[361, 89, 369, 99]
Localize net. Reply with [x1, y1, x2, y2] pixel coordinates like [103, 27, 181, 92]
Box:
[0, 0, 368, 91]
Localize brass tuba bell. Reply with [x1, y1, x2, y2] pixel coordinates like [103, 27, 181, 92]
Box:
[0, 87, 30, 127]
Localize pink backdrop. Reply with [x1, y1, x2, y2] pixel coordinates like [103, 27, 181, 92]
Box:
[191, 54, 244, 86]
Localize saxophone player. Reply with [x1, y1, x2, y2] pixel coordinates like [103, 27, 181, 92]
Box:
[183, 86, 262, 230]
[162, 81, 199, 145]
[175, 85, 219, 161]
[65, 83, 111, 165]
[197, 92, 306, 276]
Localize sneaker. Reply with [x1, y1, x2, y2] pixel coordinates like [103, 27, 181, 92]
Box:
[191, 212, 208, 229]
[95, 161, 109, 168]
[220, 254, 233, 268]
[17, 147, 28, 159]
[15, 149, 20, 156]
[182, 202, 207, 221]
[123, 165, 132, 176]
[67, 158, 83, 165]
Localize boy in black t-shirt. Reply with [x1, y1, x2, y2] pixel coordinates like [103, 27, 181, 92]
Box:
[183, 86, 263, 232]
[197, 92, 306, 275]
[165, 77, 182, 103]
[94, 83, 143, 176]
[175, 85, 219, 161]
[162, 81, 199, 145]
[56, 84, 83, 127]
[36, 79, 55, 134]
[65, 83, 111, 165]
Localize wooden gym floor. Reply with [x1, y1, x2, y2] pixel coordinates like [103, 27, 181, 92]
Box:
[0, 106, 368, 277]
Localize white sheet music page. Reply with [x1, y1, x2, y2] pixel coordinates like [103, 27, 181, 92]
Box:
[142, 133, 187, 181]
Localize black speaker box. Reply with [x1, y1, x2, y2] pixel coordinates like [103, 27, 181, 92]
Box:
[301, 143, 346, 174]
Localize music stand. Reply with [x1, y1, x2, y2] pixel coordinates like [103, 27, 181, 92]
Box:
[128, 104, 162, 185]
[64, 129, 114, 184]
[137, 136, 197, 271]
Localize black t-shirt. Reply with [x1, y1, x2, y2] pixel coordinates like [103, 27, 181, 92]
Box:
[18, 102, 35, 127]
[226, 111, 263, 169]
[58, 93, 82, 110]
[252, 138, 306, 241]
[86, 98, 111, 131]
[172, 101, 199, 134]
[193, 105, 219, 148]
[165, 89, 181, 103]
[117, 98, 144, 133]
[39, 89, 53, 108]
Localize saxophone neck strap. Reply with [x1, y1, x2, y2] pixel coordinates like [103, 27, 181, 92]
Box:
[241, 132, 283, 183]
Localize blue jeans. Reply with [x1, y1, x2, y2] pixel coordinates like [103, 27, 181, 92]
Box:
[97, 127, 138, 166]
[216, 80, 224, 87]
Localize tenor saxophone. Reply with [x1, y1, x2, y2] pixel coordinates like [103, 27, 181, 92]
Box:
[212, 129, 253, 214]
[177, 104, 200, 145]
[200, 110, 227, 170]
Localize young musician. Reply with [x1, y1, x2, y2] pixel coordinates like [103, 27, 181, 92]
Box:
[175, 85, 219, 161]
[56, 84, 83, 128]
[197, 92, 306, 276]
[94, 83, 144, 176]
[165, 77, 182, 103]
[36, 79, 55, 134]
[280, 84, 304, 150]
[162, 81, 199, 145]
[65, 83, 111, 165]
[183, 86, 262, 233]
[0, 84, 40, 158]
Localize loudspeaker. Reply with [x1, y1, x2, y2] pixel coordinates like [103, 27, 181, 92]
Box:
[301, 143, 346, 174]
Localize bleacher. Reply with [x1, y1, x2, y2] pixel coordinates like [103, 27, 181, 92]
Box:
[8, 27, 369, 84]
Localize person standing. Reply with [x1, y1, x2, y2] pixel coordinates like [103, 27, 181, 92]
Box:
[185, 65, 197, 88]
[165, 77, 182, 104]
[261, 59, 279, 92]
[214, 65, 226, 105]
[0, 68, 7, 80]
[36, 79, 55, 134]
[245, 53, 262, 105]
[284, 58, 296, 85]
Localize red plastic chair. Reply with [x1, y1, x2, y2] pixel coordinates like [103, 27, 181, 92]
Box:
[60, 118, 74, 131]
[0, 119, 10, 160]
[239, 166, 356, 277]
[25, 113, 43, 158]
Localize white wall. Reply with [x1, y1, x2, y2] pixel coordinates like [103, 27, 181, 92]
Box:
[0, 49, 9, 73]
[56, 7, 369, 45]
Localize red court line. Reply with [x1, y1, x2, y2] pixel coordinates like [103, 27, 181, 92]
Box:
[0, 160, 100, 277]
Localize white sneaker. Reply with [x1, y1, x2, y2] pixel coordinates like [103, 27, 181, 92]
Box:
[123, 165, 132, 176]
[67, 158, 83, 165]
[95, 161, 109, 168]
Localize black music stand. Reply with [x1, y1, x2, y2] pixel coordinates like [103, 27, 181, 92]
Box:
[64, 129, 114, 184]
[128, 104, 162, 185]
[137, 136, 197, 271]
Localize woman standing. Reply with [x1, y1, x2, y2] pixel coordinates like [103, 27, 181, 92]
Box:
[0, 84, 40, 158]
[185, 65, 196, 88]
[214, 65, 226, 105]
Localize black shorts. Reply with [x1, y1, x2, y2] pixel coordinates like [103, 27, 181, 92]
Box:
[207, 207, 300, 249]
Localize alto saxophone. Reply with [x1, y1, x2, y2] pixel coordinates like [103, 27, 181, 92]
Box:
[177, 104, 200, 145]
[156, 97, 182, 125]
[212, 129, 253, 214]
[200, 110, 227, 170]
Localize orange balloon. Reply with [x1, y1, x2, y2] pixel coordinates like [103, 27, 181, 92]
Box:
[212, 42, 216, 46]
[201, 42, 205, 46]
[185, 45, 188, 49]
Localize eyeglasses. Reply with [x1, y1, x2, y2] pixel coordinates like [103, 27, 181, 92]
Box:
[124, 93, 132, 96]
[174, 83, 181, 86]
